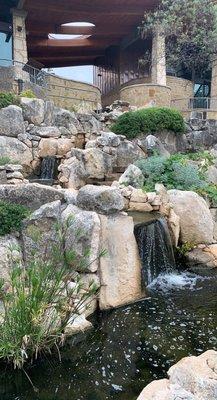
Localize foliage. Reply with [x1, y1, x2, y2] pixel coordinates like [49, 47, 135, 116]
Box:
[139, 0, 217, 79]
[19, 89, 36, 98]
[0, 156, 20, 166]
[176, 242, 195, 256]
[0, 202, 29, 236]
[0, 218, 102, 371]
[0, 157, 11, 166]
[136, 152, 216, 199]
[112, 107, 185, 138]
[0, 93, 19, 109]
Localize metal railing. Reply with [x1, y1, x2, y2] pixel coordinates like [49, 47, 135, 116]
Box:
[0, 58, 101, 110]
[171, 97, 217, 111]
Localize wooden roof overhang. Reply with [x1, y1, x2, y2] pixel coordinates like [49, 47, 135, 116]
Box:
[21, 0, 158, 68]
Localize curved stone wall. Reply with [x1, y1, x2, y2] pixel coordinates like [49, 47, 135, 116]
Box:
[46, 74, 101, 111]
[167, 76, 194, 110]
[120, 83, 171, 107]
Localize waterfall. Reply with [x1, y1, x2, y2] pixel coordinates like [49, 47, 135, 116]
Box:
[40, 157, 56, 181]
[134, 218, 176, 286]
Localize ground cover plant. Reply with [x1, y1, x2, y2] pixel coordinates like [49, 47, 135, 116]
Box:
[112, 107, 185, 139]
[135, 151, 217, 204]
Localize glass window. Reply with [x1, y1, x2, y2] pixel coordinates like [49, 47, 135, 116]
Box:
[0, 32, 12, 66]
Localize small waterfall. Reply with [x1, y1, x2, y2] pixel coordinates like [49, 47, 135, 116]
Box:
[40, 157, 56, 181]
[134, 218, 176, 286]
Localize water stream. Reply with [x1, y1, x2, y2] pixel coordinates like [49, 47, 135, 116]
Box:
[134, 218, 176, 285]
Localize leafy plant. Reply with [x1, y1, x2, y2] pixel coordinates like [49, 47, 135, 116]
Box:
[0, 202, 29, 236]
[112, 107, 185, 139]
[136, 152, 212, 193]
[19, 90, 36, 99]
[0, 93, 19, 109]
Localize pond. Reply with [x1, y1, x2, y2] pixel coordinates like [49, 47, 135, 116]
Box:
[0, 272, 216, 400]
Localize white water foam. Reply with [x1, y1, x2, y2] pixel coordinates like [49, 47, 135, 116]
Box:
[148, 271, 206, 292]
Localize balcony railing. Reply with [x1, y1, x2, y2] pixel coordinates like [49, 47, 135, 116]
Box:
[171, 97, 217, 111]
[0, 58, 100, 110]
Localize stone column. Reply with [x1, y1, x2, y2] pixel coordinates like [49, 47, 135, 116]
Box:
[151, 27, 167, 86]
[11, 8, 28, 65]
[211, 58, 217, 100]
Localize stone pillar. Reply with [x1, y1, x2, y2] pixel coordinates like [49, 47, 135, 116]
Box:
[11, 8, 28, 65]
[151, 27, 167, 86]
[211, 58, 217, 100]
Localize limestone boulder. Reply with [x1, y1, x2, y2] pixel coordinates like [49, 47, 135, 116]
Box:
[58, 157, 86, 189]
[186, 244, 217, 275]
[20, 97, 45, 125]
[62, 204, 101, 273]
[57, 138, 74, 156]
[138, 134, 170, 157]
[116, 140, 145, 169]
[22, 200, 62, 263]
[82, 148, 113, 179]
[0, 105, 25, 137]
[97, 131, 121, 147]
[38, 138, 58, 157]
[54, 109, 81, 134]
[0, 183, 64, 210]
[99, 214, 142, 309]
[32, 126, 61, 138]
[44, 100, 55, 125]
[0, 235, 23, 281]
[168, 190, 214, 244]
[206, 165, 217, 185]
[0, 137, 33, 167]
[210, 208, 217, 240]
[77, 185, 125, 214]
[119, 164, 144, 188]
[137, 350, 217, 400]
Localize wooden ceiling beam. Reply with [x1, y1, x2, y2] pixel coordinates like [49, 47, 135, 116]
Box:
[29, 37, 119, 49]
[26, 2, 147, 16]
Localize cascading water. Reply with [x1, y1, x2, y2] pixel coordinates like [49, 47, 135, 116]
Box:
[40, 156, 56, 180]
[134, 218, 176, 286]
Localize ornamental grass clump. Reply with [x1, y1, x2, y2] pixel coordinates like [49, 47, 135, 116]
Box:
[112, 107, 185, 139]
[0, 217, 103, 372]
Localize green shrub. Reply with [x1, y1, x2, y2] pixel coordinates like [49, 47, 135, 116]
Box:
[0, 202, 29, 236]
[112, 107, 185, 138]
[136, 152, 208, 192]
[19, 89, 36, 98]
[0, 92, 19, 109]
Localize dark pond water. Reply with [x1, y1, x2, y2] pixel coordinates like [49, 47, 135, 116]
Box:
[0, 272, 216, 400]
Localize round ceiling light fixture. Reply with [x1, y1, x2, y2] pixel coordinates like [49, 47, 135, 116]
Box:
[61, 22, 95, 27]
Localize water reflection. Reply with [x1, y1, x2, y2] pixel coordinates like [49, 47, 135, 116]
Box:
[0, 275, 216, 400]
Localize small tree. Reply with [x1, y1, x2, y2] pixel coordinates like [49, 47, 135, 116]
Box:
[139, 0, 217, 80]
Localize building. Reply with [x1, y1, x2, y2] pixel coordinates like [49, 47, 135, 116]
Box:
[0, 0, 217, 118]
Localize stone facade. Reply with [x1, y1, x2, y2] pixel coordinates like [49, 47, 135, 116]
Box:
[168, 76, 194, 110]
[151, 28, 166, 86]
[120, 83, 171, 108]
[211, 58, 217, 99]
[11, 9, 28, 65]
[46, 74, 101, 111]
